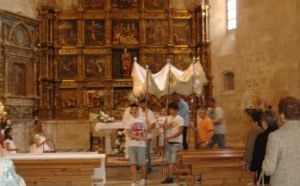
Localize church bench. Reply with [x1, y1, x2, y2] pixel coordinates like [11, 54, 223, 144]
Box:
[175, 149, 254, 186]
[176, 149, 245, 175]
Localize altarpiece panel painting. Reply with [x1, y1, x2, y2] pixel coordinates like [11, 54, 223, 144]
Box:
[112, 20, 139, 45]
[144, 0, 166, 10]
[85, 55, 106, 79]
[84, 0, 105, 9]
[146, 20, 168, 45]
[58, 55, 77, 79]
[87, 90, 106, 108]
[112, 0, 138, 9]
[145, 53, 167, 73]
[173, 20, 192, 45]
[84, 20, 105, 45]
[58, 20, 77, 46]
[60, 90, 79, 109]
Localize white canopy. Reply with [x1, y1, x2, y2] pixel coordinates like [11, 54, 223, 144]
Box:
[131, 62, 208, 97]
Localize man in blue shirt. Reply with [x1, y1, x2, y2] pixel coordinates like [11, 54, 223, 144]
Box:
[172, 93, 190, 149]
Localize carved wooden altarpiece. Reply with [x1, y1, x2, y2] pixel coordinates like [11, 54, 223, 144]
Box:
[38, 0, 212, 119]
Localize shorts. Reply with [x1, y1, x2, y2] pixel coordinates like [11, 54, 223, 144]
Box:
[159, 133, 164, 147]
[165, 143, 183, 164]
[128, 146, 146, 166]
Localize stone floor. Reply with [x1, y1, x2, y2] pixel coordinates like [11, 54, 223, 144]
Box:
[106, 166, 182, 186]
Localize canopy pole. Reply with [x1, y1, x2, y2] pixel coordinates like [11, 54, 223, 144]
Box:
[191, 56, 198, 150]
[145, 64, 149, 186]
[162, 60, 171, 182]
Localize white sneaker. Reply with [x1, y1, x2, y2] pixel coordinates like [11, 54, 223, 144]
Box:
[131, 182, 138, 186]
[138, 179, 146, 186]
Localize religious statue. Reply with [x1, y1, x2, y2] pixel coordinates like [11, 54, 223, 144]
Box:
[121, 48, 132, 78]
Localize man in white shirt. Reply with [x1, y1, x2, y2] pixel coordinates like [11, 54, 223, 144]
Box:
[161, 102, 184, 184]
[139, 99, 156, 174]
[206, 97, 226, 149]
[122, 102, 142, 158]
[125, 103, 147, 186]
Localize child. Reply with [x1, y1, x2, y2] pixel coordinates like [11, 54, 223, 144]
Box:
[156, 108, 167, 156]
[125, 103, 147, 186]
[197, 107, 214, 149]
[4, 127, 18, 154]
[161, 102, 184, 184]
[30, 123, 51, 153]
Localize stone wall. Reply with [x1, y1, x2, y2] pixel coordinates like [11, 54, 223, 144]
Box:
[0, 0, 38, 19]
[12, 120, 91, 152]
[210, 0, 300, 147]
[41, 120, 91, 152]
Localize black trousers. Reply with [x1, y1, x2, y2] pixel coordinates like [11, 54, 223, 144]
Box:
[182, 126, 189, 150]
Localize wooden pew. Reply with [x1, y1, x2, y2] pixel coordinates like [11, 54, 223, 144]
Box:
[176, 149, 254, 186]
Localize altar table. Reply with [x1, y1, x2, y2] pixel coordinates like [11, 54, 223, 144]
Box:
[5, 152, 106, 186]
[95, 121, 125, 154]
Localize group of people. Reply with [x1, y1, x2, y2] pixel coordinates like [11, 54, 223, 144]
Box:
[121, 93, 226, 186]
[244, 96, 300, 186]
[0, 123, 52, 155]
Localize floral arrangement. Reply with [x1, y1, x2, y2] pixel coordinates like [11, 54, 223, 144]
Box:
[113, 129, 126, 154]
[97, 110, 115, 123]
[0, 98, 11, 143]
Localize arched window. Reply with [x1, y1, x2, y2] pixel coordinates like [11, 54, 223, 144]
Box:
[227, 0, 237, 30]
[223, 71, 235, 91]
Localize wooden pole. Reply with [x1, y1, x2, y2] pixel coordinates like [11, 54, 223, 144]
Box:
[161, 60, 171, 181]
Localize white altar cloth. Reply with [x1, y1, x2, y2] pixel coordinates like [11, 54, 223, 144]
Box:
[95, 121, 125, 130]
[5, 152, 106, 184]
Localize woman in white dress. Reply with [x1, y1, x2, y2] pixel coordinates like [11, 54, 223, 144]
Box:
[3, 127, 18, 154]
[30, 123, 51, 153]
[0, 156, 26, 186]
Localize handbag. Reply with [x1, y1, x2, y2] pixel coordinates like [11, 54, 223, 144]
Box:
[256, 171, 265, 186]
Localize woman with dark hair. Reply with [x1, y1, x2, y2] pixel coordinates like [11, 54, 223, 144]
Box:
[3, 127, 18, 154]
[250, 111, 278, 184]
[262, 97, 300, 186]
[243, 110, 264, 169]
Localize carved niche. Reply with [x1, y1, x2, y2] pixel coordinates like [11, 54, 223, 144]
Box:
[9, 63, 26, 96]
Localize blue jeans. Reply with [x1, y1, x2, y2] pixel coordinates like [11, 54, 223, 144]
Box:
[208, 134, 226, 149]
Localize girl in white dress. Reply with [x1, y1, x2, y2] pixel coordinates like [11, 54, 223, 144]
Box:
[30, 123, 51, 153]
[3, 127, 18, 154]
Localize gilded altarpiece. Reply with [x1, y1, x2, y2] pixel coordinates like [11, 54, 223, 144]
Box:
[38, 0, 211, 119]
